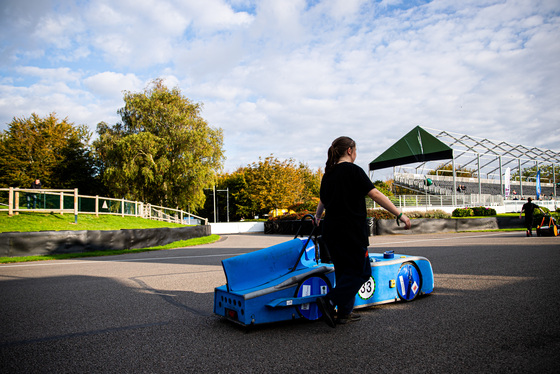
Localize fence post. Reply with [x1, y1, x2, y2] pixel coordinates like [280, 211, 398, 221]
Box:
[60, 192, 64, 215]
[8, 187, 13, 216]
[122, 198, 125, 217]
[95, 196, 99, 217]
[74, 188, 78, 223]
[14, 188, 19, 215]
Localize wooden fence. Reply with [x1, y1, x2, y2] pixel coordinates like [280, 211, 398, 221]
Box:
[0, 187, 207, 225]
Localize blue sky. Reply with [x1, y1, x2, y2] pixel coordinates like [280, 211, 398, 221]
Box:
[1, 0, 559, 178]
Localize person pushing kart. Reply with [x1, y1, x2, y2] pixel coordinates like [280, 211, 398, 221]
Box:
[519, 197, 543, 237]
[314, 136, 411, 328]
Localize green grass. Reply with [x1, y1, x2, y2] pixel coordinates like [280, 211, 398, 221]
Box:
[0, 211, 188, 232]
[0, 212, 219, 263]
[0, 235, 221, 264]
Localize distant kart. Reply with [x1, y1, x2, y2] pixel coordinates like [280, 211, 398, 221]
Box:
[214, 215, 434, 326]
[536, 214, 559, 237]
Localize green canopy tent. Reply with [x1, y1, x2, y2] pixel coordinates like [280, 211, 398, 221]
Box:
[369, 126, 453, 171]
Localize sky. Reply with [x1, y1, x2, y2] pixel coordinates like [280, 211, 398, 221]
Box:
[1, 0, 559, 179]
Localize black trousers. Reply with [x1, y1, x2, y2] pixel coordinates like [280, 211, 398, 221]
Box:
[525, 218, 533, 232]
[327, 247, 372, 315]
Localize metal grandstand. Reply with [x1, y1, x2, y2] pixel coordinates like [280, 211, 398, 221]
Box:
[369, 126, 559, 206]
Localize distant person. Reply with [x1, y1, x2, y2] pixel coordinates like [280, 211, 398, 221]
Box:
[314, 136, 411, 327]
[519, 197, 542, 237]
[27, 179, 41, 209]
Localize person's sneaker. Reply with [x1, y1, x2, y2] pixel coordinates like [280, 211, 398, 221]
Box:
[336, 312, 361, 324]
[316, 297, 336, 328]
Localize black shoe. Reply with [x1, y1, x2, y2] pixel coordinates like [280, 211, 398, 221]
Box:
[336, 312, 361, 324]
[316, 297, 336, 328]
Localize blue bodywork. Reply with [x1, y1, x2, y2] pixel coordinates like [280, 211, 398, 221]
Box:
[214, 237, 434, 326]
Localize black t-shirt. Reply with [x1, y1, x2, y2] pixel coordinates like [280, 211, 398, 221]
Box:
[320, 162, 375, 250]
[522, 202, 539, 219]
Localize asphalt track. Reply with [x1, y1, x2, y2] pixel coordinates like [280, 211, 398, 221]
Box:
[1, 231, 559, 373]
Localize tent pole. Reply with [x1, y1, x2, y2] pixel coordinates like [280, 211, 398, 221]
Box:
[452, 150, 456, 206]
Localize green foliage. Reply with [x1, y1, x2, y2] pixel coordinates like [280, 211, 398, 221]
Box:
[511, 165, 559, 183]
[368, 209, 451, 220]
[471, 206, 497, 216]
[452, 208, 474, 217]
[0, 212, 188, 233]
[452, 207, 496, 217]
[406, 210, 451, 219]
[94, 79, 224, 210]
[289, 197, 320, 213]
[0, 113, 100, 193]
[373, 180, 394, 197]
[269, 211, 315, 221]
[216, 156, 321, 219]
[367, 209, 396, 220]
[428, 162, 475, 177]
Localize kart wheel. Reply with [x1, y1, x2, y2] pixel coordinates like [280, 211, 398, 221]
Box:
[397, 262, 422, 302]
[295, 275, 331, 320]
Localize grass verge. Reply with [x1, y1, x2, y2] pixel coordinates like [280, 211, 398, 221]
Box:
[0, 212, 188, 232]
[0, 234, 221, 264]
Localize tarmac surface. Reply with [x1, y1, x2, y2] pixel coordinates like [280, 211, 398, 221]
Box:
[1, 231, 559, 373]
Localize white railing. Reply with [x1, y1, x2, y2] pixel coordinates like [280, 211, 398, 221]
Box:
[0, 187, 208, 225]
[367, 193, 557, 214]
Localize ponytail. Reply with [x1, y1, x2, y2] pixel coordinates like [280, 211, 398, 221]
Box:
[325, 136, 356, 173]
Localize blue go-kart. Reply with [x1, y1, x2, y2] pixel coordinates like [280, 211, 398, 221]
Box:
[214, 215, 434, 326]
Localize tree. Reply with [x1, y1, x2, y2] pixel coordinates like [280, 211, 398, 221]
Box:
[0, 113, 99, 193]
[512, 165, 559, 183]
[94, 79, 225, 210]
[428, 162, 475, 177]
[242, 156, 305, 214]
[206, 156, 322, 220]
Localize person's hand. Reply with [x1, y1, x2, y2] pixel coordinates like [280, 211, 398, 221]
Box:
[314, 216, 321, 227]
[400, 214, 411, 230]
[396, 213, 411, 229]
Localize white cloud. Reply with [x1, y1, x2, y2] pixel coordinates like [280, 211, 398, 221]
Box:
[14, 66, 82, 84]
[83, 72, 143, 100]
[0, 0, 559, 175]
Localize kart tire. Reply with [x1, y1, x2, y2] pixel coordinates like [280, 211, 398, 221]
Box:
[397, 262, 422, 302]
[295, 275, 332, 321]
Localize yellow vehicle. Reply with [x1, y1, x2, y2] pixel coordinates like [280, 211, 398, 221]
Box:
[268, 208, 296, 218]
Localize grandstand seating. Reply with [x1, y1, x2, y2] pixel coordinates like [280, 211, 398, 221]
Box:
[394, 173, 556, 199]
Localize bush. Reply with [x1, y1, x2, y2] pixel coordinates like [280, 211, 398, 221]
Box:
[471, 206, 496, 216]
[368, 209, 451, 219]
[452, 208, 474, 217]
[367, 209, 395, 220]
[288, 198, 319, 213]
[269, 210, 315, 221]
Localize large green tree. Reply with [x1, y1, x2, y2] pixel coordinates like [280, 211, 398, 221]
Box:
[94, 79, 224, 210]
[0, 113, 99, 193]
